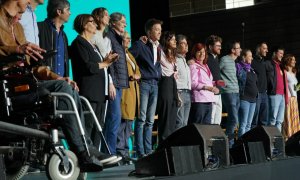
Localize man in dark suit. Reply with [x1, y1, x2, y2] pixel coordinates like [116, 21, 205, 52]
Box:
[129, 18, 162, 158]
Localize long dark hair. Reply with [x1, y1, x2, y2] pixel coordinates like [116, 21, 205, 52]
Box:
[160, 31, 176, 63]
[91, 7, 108, 37]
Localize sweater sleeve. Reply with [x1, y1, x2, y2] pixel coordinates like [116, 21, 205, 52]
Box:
[190, 64, 204, 90]
[72, 40, 102, 75]
[32, 66, 60, 80]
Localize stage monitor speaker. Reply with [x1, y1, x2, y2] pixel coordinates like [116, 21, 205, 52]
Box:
[158, 124, 230, 168]
[241, 126, 285, 159]
[135, 145, 203, 176]
[285, 130, 300, 156]
[230, 141, 266, 164]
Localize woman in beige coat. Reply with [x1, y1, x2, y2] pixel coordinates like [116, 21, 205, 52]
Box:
[116, 31, 141, 163]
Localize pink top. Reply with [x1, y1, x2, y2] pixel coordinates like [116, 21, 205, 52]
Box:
[190, 62, 215, 103]
[274, 61, 284, 95]
[160, 51, 177, 77]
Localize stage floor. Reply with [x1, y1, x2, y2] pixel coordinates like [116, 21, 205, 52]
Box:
[22, 156, 300, 180]
[23, 164, 139, 180]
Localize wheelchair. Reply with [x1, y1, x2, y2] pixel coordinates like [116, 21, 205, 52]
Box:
[0, 56, 108, 180]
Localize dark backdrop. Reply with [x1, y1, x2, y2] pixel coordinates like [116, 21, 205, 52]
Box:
[130, 0, 300, 59]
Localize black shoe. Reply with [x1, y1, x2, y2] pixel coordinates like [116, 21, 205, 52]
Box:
[78, 151, 103, 172]
[137, 154, 146, 159]
[121, 156, 133, 165]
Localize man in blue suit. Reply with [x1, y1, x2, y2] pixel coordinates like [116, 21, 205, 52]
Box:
[129, 18, 162, 158]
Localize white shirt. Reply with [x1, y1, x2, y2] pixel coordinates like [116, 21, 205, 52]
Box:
[160, 51, 176, 77]
[176, 54, 191, 90]
[149, 39, 160, 64]
[287, 71, 298, 97]
[91, 30, 113, 84]
[126, 53, 136, 71]
[19, 6, 39, 45]
[91, 30, 112, 57]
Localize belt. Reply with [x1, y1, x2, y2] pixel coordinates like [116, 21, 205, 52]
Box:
[141, 79, 158, 85]
[178, 89, 191, 93]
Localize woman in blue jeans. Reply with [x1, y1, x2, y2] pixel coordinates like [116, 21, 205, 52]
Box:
[236, 49, 258, 137]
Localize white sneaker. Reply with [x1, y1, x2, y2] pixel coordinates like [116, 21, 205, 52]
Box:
[99, 155, 118, 164]
[104, 156, 122, 165]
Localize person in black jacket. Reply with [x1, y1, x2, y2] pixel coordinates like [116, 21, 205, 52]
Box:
[71, 14, 121, 165]
[205, 35, 224, 125]
[251, 42, 269, 128]
[37, 0, 70, 77]
[104, 12, 129, 155]
[265, 46, 287, 131]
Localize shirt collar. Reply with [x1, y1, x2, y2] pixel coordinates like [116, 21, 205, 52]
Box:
[27, 5, 33, 12]
[46, 18, 65, 31]
[208, 52, 217, 59]
[273, 59, 281, 65]
[176, 54, 185, 58]
[148, 39, 159, 47]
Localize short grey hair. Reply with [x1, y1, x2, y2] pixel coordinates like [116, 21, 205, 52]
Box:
[176, 34, 187, 46]
[109, 12, 125, 27]
[47, 0, 70, 19]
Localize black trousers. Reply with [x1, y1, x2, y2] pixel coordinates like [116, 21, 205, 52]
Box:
[85, 101, 106, 149]
[157, 76, 178, 143]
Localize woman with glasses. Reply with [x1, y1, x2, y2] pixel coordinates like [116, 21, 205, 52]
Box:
[70, 15, 120, 164]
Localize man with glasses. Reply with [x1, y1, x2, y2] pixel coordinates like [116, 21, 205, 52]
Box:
[175, 34, 191, 129]
[220, 40, 241, 147]
[206, 35, 224, 125]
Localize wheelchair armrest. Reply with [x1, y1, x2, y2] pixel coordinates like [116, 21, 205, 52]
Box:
[0, 55, 26, 67]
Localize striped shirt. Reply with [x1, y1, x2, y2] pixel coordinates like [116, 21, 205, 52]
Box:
[219, 55, 239, 93]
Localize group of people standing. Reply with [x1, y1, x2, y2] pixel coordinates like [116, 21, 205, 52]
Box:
[1, 1, 300, 174]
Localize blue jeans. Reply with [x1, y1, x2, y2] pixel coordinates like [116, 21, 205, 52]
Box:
[252, 92, 269, 128]
[268, 94, 285, 131]
[135, 81, 158, 157]
[176, 91, 191, 129]
[238, 100, 256, 137]
[103, 88, 122, 155]
[222, 93, 240, 143]
[189, 102, 212, 124]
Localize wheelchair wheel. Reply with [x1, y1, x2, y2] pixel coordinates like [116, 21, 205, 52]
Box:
[6, 165, 29, 180]
[46, 150, 80, 180]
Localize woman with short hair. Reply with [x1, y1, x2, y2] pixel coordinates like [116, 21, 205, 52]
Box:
[236, 49, 258, 137]
[70, 14, 121, 165]
[189, 43, 219, 124]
